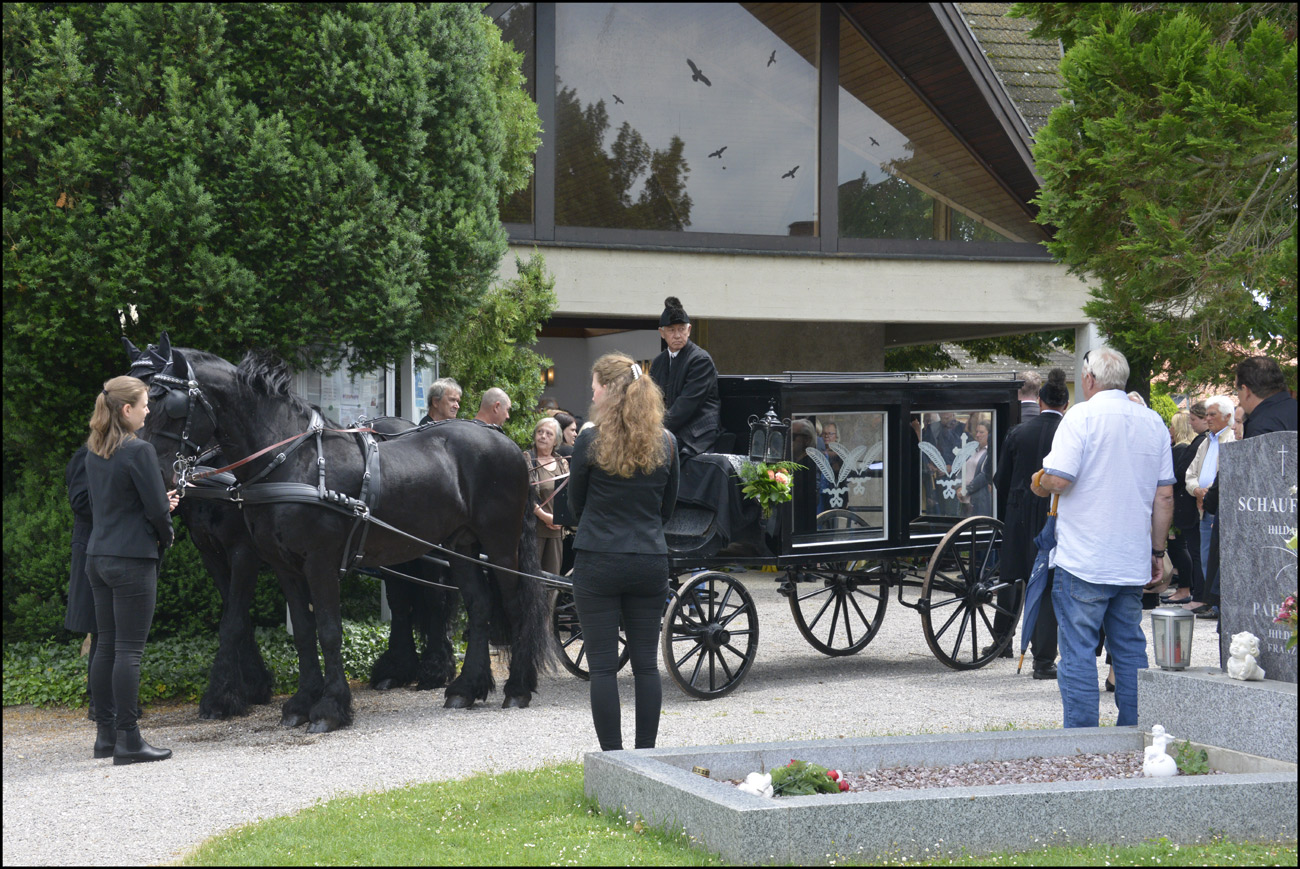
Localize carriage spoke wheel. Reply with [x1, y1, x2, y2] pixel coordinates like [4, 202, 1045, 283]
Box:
[920, 516, 1019, 670]
[552, 587, 629, 681]
[661, 571, 759, 699]
[787, 560, 889, 656]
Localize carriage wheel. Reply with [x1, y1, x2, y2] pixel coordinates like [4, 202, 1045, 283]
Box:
[552, 588, 629, 681]
[919, 515, 1020, 670]
[787, 560, 889, 656]
[661, 571, 759, 700]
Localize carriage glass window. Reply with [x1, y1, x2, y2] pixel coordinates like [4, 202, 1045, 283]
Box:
[790, 412, 887, 546]
[910, 409, 997, 527]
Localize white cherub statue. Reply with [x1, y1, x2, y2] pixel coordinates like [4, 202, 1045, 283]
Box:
[1142, 724, 1178, 778]
[1226, 631, 1267, 681]
[736, 771, 774, 798]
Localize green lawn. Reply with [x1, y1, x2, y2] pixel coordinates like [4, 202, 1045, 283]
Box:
[179, 762, 1296, 866]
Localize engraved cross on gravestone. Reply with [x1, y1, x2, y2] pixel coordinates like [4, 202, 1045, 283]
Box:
[1216, 431, 1297, 682]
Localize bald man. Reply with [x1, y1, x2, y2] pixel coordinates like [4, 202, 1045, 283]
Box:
[474, 387, 512, 427]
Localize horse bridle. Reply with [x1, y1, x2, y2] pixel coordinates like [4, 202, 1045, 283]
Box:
[145, 369, 221, 487]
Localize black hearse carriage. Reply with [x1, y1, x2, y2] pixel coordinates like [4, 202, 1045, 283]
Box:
[552, 370, 1026, 699]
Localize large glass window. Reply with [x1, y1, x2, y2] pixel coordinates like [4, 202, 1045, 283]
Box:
[838, 14, 1022, 243]
[791, 411, 887, 546]
[495, 3, 536, 225]
[554, 3, 819, 236]
[910, 409, 997, 525]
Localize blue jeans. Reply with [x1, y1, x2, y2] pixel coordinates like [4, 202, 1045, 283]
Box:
[1198, 513, 1215, 586]
[1052, 568, 1147, 728]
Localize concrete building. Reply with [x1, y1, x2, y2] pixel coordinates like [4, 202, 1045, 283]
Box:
[487, 3, 1097, 415]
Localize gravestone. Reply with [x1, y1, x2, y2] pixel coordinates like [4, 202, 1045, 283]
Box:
[1216, 430, 1297, 682]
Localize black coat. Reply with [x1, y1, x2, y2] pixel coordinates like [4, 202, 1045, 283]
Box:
[1171, 441, 1201, 532]
[649, 341, 721, 458]
[568, 427, 679, 555]
[64, 445, 97, 633]
[992, 411, 1062, 584]
[85, 437, 174, 559]
[1244, 391, 1298, 438]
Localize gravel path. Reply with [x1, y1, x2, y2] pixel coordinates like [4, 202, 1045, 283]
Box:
[2, 572, 1223, 866]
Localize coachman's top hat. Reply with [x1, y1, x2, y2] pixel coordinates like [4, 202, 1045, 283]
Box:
[660, 296, 689, 327]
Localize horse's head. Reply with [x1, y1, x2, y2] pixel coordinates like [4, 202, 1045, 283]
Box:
[123, 331, 219, 483]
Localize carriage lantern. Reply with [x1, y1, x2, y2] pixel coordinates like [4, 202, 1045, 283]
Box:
[748, 402, 790, 463]
[1150, 606, 1195, 670]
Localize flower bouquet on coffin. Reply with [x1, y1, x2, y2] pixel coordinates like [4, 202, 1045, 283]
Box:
[735, 461, 802, 519]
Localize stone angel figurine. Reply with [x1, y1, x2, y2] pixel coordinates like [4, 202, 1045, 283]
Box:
[1142, 724, 1179, 778]
[1226, 631, 1266, 681]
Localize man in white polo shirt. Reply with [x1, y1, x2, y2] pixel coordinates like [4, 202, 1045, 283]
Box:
[1031, 347, 1175, 728]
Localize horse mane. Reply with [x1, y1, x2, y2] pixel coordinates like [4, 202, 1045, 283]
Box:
[235, 351, 315, 417]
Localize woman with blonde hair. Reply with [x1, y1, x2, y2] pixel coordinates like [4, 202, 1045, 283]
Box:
[84, 375, 179, 764]
[525, 416, 569, 575]
[568, 353, 679, 751]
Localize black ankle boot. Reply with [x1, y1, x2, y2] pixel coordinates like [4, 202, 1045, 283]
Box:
[112, 727, 172, 765]
[93, 723, 116, 759]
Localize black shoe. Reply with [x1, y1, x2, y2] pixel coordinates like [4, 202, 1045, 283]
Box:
[1104, 676, 1115, 693]
[1190, 604, 1213, 615]
[93, 723, 116, 759]
[1195, 605, 1220, 620]
[980, 641, 1013, 659]
[112, 727, 172, 765]
[1032, 663, 1058, 680]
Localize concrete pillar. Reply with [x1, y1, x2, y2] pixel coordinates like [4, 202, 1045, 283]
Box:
[1074, 323, 1104, 398]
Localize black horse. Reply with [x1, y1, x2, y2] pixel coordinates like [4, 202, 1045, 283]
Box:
[131, 336, 552, 732]
[363, 416, 459, 692]
[126, 344, 274, 719]
[180, 489, 276, 717]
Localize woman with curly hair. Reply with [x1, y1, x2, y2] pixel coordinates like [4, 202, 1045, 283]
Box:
[568, 353, 679, 751]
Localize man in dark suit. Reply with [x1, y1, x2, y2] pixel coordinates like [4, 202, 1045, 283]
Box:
[649, 296, 721, 459]
[1236, 356, 1297, 437]
[1018, 371, 1042, 422]
[983, 368, 1071, 676]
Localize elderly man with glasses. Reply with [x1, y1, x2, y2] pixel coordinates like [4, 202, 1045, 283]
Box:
[1031, 348, 1174, 728]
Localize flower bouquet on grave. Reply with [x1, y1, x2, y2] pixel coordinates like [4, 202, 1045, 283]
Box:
[735, 461, 801, 519]
[769, 759, 850, 796]
[1276, 594, 1298, 651]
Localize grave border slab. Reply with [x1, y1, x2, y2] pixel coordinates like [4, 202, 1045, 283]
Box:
[584, 727, 1297, 864]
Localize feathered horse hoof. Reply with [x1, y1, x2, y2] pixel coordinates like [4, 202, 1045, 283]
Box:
[502, 694, 531, 709]
[444, 693, 475, 709]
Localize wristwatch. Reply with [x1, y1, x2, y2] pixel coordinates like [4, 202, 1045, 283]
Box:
[1151, 548, 1166, 558]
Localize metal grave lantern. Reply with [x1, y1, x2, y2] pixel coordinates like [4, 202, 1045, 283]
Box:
[748, 402, 789, 463]
[1150, 606, 1195, 670]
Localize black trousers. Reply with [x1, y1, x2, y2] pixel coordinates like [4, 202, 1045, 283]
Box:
[87, 555, 157, 731]
[1167, 533, 1193, 591]
[571, 550, 668, 751]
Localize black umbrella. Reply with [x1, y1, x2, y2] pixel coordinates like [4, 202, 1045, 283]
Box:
[1017, 493, 1059, 674]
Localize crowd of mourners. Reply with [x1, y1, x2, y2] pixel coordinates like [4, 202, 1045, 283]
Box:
[65, 302, 1296, 763]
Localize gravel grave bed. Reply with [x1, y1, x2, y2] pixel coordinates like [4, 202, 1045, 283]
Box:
[729, 751, 1224, 794]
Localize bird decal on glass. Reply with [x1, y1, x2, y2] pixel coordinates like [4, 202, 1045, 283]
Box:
[782, 165, 799, 179]
[708, 146, 727, 159]
[612, 94, 624, 105]
[868, 136, 880, 147]
[686, 58, 712, 87]
[767, 50, 777, 67]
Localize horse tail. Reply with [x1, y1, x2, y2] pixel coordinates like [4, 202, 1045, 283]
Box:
[509, 481, 556, 676]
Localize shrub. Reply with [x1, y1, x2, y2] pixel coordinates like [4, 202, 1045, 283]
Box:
[3, 618, 395, 708]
